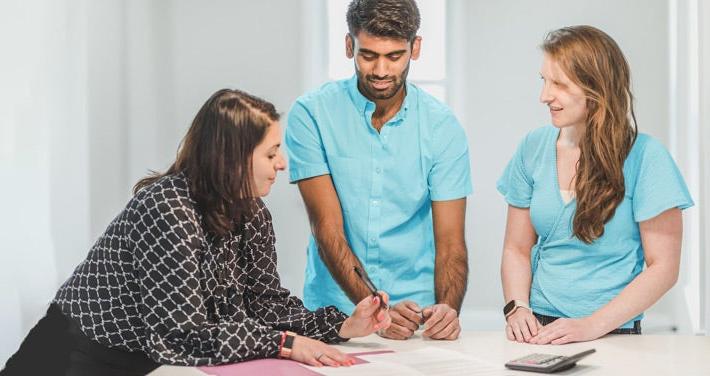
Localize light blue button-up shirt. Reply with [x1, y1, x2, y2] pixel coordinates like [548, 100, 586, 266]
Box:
[286, 76, 472, 314]
[497, 126, 694, 328]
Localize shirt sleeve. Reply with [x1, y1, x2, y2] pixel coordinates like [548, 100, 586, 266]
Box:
[241, 200, 348, 344]
[127, 194, 282, 366]
[428, 114, 473, 201]
[631, 137, 694, 222]
[496, 134, 534, 208]
[285, 100, 330, 183]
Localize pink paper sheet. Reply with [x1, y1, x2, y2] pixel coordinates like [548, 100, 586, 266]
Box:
[197, 350, 395, 376]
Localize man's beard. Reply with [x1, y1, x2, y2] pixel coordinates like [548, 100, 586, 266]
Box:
[355, 62, 410, 100]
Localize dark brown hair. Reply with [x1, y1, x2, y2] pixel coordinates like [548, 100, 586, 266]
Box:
[134, 89, 279, 237]
[346, 0, 420, 42]
[542, 25, 638, 243]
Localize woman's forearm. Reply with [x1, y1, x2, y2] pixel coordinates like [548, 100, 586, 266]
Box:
[501, 248, 533, 304]
[590, 263, 679, 332]
[591, 209, 682, 332]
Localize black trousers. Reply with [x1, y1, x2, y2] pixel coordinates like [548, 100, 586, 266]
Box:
[1, 304, 159, 376]
[534, 313, 642, 335]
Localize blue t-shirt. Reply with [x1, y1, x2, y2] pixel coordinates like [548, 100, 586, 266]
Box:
[286, 76, 473, 313]
[497, 126, 694, 328]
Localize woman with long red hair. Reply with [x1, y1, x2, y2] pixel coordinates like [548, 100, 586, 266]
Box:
[498, 25, 693, 344]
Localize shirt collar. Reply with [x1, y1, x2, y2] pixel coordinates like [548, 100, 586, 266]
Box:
[346, 74, 413, 126]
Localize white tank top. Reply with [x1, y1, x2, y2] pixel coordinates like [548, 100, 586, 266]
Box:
[560, 189, 575, 204]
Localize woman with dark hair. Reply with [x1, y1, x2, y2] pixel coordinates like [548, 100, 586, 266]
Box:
[498, 26, 693, 344]
[2, 89, 390, 375]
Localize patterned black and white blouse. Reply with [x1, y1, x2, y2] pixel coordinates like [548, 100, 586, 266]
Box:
[53, 173, 347, 366]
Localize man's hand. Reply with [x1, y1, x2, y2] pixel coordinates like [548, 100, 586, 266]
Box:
[421, 303, 460, 340]
[377, 301, 423, 340]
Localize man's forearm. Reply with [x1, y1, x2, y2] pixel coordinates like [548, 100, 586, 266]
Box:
[313, 224, 372, 304]
[297, 176, 373, 306]
[434, 244, 468, 312]
[431, 199, 468, 313]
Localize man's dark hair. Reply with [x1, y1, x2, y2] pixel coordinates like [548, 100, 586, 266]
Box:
[346, 0, 421, 42]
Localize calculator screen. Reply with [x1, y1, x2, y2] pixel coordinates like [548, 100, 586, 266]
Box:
[508, 353, 565, 367]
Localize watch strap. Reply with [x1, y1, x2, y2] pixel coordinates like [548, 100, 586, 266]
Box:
[503, 300, 531, 319]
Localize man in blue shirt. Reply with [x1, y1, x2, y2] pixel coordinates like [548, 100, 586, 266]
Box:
[286, 0, 472, 341]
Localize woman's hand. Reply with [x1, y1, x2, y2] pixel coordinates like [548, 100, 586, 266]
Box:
[338, 291, 391, 339]
[290, 335, 354, 367]
[505, 308, 541, 343]
[528, 317, 606, 345]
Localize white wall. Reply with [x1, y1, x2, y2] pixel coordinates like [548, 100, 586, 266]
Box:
[668, 0, 710, 335]
[0, 0, 89, 362]
[701, 0, 710, 336]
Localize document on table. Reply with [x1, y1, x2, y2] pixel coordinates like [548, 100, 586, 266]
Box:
[305, 347, 502, 375]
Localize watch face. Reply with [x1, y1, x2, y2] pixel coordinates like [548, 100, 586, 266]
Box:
[503, 300, 517, 315]
[284, 333, 296, 349]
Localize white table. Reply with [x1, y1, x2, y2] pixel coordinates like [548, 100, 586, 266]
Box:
[150, 331, 710, 375]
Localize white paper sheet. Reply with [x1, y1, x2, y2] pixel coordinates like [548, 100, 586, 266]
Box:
[306, 347, 503, 376]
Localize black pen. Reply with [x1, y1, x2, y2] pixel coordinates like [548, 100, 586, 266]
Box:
[353, 266, 388, 310]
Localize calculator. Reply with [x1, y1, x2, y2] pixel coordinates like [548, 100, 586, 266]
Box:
[504, 349, 596, 373]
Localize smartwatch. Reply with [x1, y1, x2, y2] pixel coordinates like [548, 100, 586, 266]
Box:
[279, 331, 296, 359]
[503, 300, 530, 320]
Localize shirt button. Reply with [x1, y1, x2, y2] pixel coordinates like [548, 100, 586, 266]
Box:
[372, 200, 379, 206]
[370, 237, 376, 244]
[375, 167, 382, 174]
